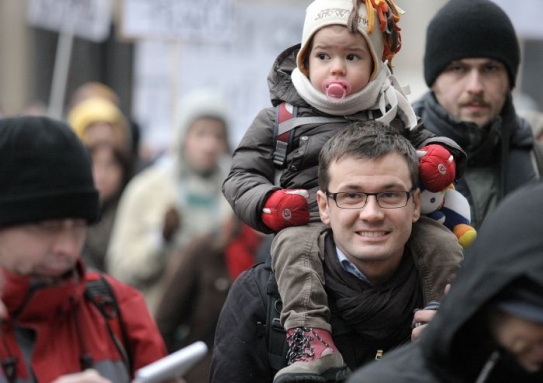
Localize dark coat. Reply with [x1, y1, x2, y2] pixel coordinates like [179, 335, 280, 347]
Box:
[348, 181, 543, 383]
[413, 92, 537, 229]
[154, 222, 261, 383]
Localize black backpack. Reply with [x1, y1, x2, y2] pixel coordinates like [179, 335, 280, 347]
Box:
[272, 102, 346, 170]
[255, 258, 289, 372]
[255, 259, 352, 382]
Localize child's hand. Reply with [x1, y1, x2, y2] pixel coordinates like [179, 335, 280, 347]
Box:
[417, 144, 456, 192]
[262, 189, 310, 232]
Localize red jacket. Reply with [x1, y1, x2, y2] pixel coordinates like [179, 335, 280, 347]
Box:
[0, 260, 167, 383]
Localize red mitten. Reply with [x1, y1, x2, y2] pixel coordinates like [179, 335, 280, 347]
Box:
[262, 189, 310, 232]
[417, 144, 456, 192]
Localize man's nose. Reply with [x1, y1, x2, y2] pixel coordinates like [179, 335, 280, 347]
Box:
[51, 226, 84, 257]
[466, 70, 484, 94]
[359, 195, 385, 221]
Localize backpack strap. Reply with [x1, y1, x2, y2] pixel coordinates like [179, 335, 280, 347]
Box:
[254, 257, 289, 372]
[273, 102, 298, 169]
[85, 272, 132, 372]
[272, 102, 345, 185]
[272, 102, 347, 169]
[265, 268, 288, 371]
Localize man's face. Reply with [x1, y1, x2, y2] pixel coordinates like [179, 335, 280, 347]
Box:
[316, 153, 420, 285]
[84, 122, 119, 147]
[432, 58, 509, 128]
[490, 309, 543, 372]
[184, 117, 228, 173]
[0, 219, 87, 280]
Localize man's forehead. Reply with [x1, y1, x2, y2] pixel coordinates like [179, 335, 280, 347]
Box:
[328, 155, 411, 189]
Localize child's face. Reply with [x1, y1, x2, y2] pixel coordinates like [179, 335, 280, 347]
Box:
[307, 25, 373, 97]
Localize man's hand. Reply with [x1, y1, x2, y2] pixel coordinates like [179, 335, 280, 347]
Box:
[411, 284, 451, 341]
[418, 144, 456, 192]
[51, 370, 112, 383]
[262, 189, 310, 232]
[411, 309, 438, 341]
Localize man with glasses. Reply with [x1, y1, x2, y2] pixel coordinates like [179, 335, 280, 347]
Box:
[211, 121, 464, 383]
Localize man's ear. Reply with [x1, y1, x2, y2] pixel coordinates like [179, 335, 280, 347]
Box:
[316, 190, 330, 225]
[412, 188, 421, 223]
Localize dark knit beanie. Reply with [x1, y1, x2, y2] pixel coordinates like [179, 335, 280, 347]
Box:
[424, 0, 520, 88]
[0, 116, 99, 227]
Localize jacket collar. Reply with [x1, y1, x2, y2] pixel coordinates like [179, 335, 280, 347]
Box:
[2, 260, 86, 324]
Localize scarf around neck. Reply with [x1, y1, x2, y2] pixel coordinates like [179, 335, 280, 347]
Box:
[291, 62, 418, 129]
[323, 233, 422, 349]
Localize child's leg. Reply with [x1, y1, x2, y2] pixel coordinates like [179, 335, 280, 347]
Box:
[271, 222, 331, 331]
[271, 223, 347, 382]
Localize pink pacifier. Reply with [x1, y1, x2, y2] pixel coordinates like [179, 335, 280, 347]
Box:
[322, 80, 352, 102]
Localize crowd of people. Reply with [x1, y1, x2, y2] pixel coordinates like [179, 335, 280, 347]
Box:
[0, 0, 542, 382]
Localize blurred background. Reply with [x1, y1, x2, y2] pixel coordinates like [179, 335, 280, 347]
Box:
[1, 0, 542, 160]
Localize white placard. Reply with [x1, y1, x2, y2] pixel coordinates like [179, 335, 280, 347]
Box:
[490, 0, 543, 39]
[133, 341, 207, 383]
[132, 4, 305, 154]
[121, 0, 235, 42]
[27, 0, 112, 43]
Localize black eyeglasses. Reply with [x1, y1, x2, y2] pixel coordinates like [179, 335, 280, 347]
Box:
[326, 190, 414, 209]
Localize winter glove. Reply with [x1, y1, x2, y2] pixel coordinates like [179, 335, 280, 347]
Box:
[417, 144, 456, 192]
[262, 189, 310, 232]
[162, 206, 181, 242]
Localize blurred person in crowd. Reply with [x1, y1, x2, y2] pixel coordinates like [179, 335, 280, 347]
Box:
[0, 116, 169, 383]
[66, 94, 137, 273]
[68, 96, 132, 153]
[67, 82, 149, 171]
[68, 82, 121, 111]
[106, 89, 233, 312]
[517, 110, 543, 174]
[412, 0, 540, 230]
[518, 109, 543, 145]
[347, 180, 543, 383]
[155, 213, 263, 383]
[83, 142, 133, 272]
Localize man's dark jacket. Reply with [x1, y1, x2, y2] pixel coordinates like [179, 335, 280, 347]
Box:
[210, 220, 462, 383]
